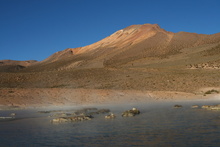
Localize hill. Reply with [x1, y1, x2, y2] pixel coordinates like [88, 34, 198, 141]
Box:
[1, 24, 220, 107]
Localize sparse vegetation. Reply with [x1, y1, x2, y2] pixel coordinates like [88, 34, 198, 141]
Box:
[204, 89, 219, 95]
[50, 84, 68, 88]
[8, 90, 14, 93]
[204, 44, 220, 56]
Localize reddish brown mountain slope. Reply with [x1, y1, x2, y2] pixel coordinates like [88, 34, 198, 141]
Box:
[0, 60, 37, 72]
[22, 23, 220, 72]
[1, 24, 220, 106]
[1, 23, 220, 91]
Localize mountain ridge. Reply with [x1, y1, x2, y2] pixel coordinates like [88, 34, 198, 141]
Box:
[42, 24, 220, 68]
[1, 23, 220, 72]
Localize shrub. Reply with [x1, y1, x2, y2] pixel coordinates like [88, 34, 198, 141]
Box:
[204, 89, 219, 95]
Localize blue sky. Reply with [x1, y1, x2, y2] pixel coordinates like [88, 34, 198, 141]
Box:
[0, 0, 220, 61]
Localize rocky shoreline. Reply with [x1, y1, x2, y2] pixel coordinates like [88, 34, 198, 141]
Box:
[1, 102, 220, 124]
[48, 107, 141, 123]
[1, 87, 219, 109]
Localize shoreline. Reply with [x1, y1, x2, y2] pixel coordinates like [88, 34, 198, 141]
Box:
[0, 88, 220, 110]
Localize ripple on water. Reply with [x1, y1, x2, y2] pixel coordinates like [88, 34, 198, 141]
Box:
[1, 101, 220, 146]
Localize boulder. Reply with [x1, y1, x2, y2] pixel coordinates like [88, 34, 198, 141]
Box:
[10, 113, 16, 116]
[97, 109, 110, 114]
[201, 105, 212, 109]
[73, 108, 109, 115]
[105, 113, 116, 119]
[122, 108, 140, 117]
[173, 105, 182, 108]
[51, 115, 93, 123]
[210, 105, 220, 110]
[201, 104, 220, 110]
[191, 105, 199, 108]
[87, 109, 110, 115]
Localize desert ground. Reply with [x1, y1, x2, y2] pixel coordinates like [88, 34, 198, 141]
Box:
[1, 66, 220, 108]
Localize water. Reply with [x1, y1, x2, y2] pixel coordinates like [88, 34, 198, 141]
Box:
[1, 100, 220, 146]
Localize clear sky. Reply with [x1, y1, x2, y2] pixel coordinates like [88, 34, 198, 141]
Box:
[1, 0, 220, 61]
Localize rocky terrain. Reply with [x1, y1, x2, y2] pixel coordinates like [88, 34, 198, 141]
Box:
[1, 23, 220, 108]
[0, 60, 37, 72]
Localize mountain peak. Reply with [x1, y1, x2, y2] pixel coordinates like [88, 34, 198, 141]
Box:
[17, 23, 220, 71]
[83, 24, 167, 53]
[122, 23, 160, 31]
[44, 23, 173, 62]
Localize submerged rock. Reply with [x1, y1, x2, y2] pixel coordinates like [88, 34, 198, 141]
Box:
[202, 104, 220, 110]
[122, 108, 140, 117]
[0, 117, 15, 120]
[38, 111, 51, 113]
[173, 105, 182, 108]
[50, 113, 72, 117]
[122, 111, 135, 117]
[210, 105, 220, 110]
[73, 108, 109, 116]
[105, 113, 116, 119]
[10, 113, 16, 116]
[87, 109, 110, 115]
[97, 109, 110, 114]
[50, 107, 111, 123]
[201, 105, 211, 109]
[191, 105, 199, 108]
[51, 115, 93, 123]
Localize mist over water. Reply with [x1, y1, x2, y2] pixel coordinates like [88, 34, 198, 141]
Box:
[1, 100, 220, 146]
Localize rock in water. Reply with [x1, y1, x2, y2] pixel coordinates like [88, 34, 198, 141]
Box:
[210, 105, 220, 110]
[122, 108, 140, 117]
[201, 105, 211, 109]
[51, 115, 93, 123]
[173, 105, 182, 108]
[105, 113, 116, 119]
[10, 113, 16, 116]
[202, 104, 220, 110]
[191, 105, 199, 108]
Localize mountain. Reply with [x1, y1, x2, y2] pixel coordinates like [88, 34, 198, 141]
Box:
[17, 23, 220, 72]
[0, 60, 37, 72]
[1, 23, 220, 102]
